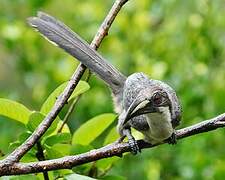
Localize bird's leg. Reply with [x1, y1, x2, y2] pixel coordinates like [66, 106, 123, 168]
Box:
[116, 111, 140, 154]
[123, 128, 141, 155]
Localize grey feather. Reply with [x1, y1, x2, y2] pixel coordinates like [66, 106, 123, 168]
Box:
[27, 12, 126, 96]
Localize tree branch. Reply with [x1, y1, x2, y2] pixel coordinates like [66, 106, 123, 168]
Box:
[0, 0, 129, 165]
[0, 113, 224, 176]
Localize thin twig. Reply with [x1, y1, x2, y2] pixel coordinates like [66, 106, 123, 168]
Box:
[88, 162, 97, 178]
[36, 142, 49, 180]
[57, 96, 80, 133]
[57, 70, 92, 133]
[0, 0, 129, 165]
[0, 113, 224, 176]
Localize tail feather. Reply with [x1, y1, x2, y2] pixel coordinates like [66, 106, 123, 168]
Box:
[27, 12, 126, 94]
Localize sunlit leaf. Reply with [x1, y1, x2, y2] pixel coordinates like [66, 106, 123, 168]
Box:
[37, 171, 54, 180]
[20, 153, 38, 163]
[45, 143, 71, 159]
[55, 120, 70, 133]
[104, 127, 119, 145]
[9, 141, 21, 151]
[52, 143, 71, 155]
[72, 113, 117, 145]
[6, 174, 39, 180]
[44, 133, 71, 146]
[0, 98, 32, 124]
[132, 129, 144, 140]
[45, 145, 62, 159]
[96, 157, 119, 171]
[18, 131, 32, 143]
[26, 112, 59, 137]
[65, 173, 97, 180]
[40, 81, 90, 114]
[103, 128, 143, 146]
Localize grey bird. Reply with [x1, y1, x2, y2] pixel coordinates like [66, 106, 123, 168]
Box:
[27, 12, 182, 154]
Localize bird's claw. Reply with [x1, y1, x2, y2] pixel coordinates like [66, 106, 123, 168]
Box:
[167, 132, 177, 145]
[118, 128, 141, 155]
[128, 137, 141, 155]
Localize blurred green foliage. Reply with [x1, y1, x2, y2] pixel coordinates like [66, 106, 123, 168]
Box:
[0, 0, 225, 179]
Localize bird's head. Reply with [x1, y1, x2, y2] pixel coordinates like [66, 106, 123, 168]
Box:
[123, 86, 182, 127]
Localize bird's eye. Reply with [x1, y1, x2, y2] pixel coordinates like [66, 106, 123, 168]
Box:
[152, 92, 163, 105]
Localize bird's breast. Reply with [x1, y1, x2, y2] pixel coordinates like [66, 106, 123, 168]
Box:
[145, 107, 174, 142]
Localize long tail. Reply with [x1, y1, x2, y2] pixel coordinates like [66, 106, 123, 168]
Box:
[27, 12, 126, 94]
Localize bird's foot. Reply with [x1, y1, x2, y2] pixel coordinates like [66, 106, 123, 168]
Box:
[128, 137, 140, 155]
[123, 129, 141, 155]
[166, 132, 177, 145]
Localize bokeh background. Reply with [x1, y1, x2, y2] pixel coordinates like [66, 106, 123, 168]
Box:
[1, 0, 225, 179]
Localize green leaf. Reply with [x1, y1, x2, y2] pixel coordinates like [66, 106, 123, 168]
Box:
[72, 113, 117, 145]
[65, 173, 97, 180]
[70, 144, 93, 155]
[96, 157, 119, 171]
[0, 98, 32, 124]
[104, 127, 119, 145]
[4, 174, 40, 180]
[40, 81, 90, 114]
[44, 133, 71, 146]
[19, 131, 32, 142]
[71, 164, 92, 177]
[10, 132, 38, 162]
[37, 171, 54, 180]
[53, 169, 73, 179]
[103, 127, 142, 146]
[45, 145, 62, 159]
[53, 143, 71, 156]
[101, 175, 126, 180]
[131, 129, 144, 140]
[26, 112, 58, 137]
[9, 141, 21, 151]
[45, 144, 71, 159]
[20, 153, 38, 163]
[55, 120, 70, 133]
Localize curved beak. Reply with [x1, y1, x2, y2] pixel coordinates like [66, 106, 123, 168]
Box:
[121, 98, 158, 126]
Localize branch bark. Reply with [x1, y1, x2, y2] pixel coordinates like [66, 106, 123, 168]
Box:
[0, 113, 224, 176]
[0, 0, 129, 165]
